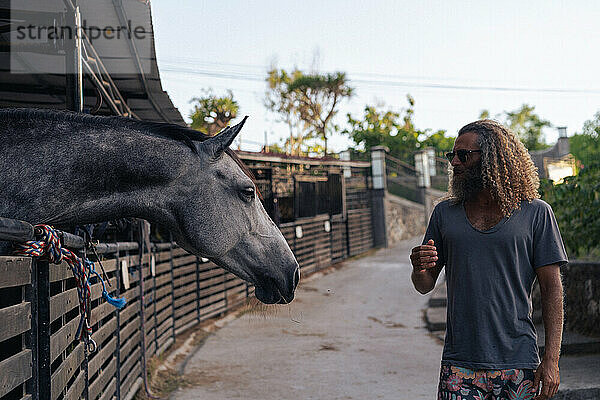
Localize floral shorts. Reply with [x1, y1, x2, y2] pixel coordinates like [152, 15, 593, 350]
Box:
[438, 364, 536, 400]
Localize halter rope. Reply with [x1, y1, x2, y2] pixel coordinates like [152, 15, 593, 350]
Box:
[14, 224, 126, 351]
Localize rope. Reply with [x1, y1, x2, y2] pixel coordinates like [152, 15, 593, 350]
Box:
[15, 224, 126, 351]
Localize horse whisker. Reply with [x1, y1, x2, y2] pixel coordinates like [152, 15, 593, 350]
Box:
[275, 286, 290, 305]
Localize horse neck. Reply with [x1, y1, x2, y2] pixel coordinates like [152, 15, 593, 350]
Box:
[4, 121, 191, 227]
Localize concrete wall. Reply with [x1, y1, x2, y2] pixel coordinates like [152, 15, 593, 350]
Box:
[533, 261, 600, 337]
[384, 193, 425, 246]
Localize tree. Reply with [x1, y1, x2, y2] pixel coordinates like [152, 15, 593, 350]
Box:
[288, 72, 353, 155]
[540, 162, 600, 259]
[420, 129, 455, 156]
[342, 95, 425, 163]
[569, 111, 600, 169]
[479, 109, 491, 119]
[504, 104, 552, 151]
[264, 67, 353, 156]
[265, 68, 304, 155]
[264, 142, 286, 154]
[189, 90, 239, 136]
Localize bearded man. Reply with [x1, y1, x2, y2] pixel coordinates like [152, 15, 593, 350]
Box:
[410, 120, 566, 400]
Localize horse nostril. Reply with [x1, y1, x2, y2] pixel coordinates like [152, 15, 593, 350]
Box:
[293, 267, 300, 289]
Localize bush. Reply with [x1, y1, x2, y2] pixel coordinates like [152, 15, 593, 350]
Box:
[539, 163, 600, 260]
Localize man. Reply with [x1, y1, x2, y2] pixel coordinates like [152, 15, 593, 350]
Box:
[410, 120, 567, 400]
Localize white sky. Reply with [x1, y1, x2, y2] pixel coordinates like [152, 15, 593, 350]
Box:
[151, 0, 600, 153]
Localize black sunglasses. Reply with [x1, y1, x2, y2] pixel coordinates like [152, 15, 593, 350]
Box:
[445, 149, 482, 163]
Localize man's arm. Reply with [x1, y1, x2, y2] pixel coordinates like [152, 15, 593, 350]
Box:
[532, 264, 563, 399]
[410, 239, 443, 294]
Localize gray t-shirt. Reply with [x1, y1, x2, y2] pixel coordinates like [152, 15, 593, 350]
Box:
[423, 198, 568, 370]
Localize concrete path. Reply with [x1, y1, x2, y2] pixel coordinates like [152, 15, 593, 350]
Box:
[172, 237, 442, 400]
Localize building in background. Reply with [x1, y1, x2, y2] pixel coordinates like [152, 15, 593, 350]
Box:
[530, 127, 577, 183]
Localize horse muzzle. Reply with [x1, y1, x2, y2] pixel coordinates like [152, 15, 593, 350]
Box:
[254, 263, 300, 304]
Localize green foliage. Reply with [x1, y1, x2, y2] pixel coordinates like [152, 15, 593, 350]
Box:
[290, 71, 353, 155]
[540, 163, 600, 259]
[479, 109, 490, 119]
[189, 90, 239, 136]
[569, 111, 600, 169]
[342, 95, 453, 163]
[420, 129, 454, 155]
[265, 68, 304, 155]
[265, 142, 286, 154]
[264, 67, 353, 156]
[504, 104, 552, 151]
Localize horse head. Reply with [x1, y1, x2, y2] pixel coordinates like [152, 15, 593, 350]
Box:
[166, 118, 300, 304]
[0, 109, 299, 304]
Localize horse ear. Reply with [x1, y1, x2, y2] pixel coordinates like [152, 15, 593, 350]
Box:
[200, 116, 248, 158]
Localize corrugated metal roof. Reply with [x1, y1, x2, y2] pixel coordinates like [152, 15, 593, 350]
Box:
[0, 0, 185, 125]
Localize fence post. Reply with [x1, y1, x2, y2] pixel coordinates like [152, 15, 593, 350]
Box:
[33, 259, 51, 400]
[114, 248, 121, 400]
[370, 146, 389, 248]
[169, 237, 176, 342]
[82, 245, 90, 400]
[137, 234, 146, 393]
[151, 247, 158, 356]
[195, 257, 201, 322]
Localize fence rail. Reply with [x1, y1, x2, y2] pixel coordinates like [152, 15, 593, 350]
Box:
[0, 238, 254, 400]
[384, 154, 449, 202]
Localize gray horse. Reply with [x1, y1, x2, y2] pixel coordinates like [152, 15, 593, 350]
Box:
[0, 108, 299, 304]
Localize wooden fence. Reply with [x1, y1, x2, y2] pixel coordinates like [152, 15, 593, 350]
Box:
[0, 156, 376, 400]
[0, 242, 252, 400]
[1, 213, 374, 400]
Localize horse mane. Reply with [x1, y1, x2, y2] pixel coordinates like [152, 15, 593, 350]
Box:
[0, 107, 256, 183]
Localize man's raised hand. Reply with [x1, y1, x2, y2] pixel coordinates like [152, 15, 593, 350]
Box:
[410, 239, 438, 272]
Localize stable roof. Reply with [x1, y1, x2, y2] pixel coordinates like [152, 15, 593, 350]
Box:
[0, 0, 184, 125]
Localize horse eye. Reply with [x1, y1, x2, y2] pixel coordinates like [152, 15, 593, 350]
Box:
[240, 187, 255, 201]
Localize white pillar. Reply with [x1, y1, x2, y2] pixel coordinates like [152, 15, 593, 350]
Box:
[371, 146, 389, 190]
[340, 150, 351, 178]
[415, 150, 431, 188]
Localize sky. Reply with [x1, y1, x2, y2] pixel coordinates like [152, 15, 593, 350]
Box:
[151, 0, 600, 153]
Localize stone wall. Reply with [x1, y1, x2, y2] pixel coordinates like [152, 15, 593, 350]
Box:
[424, 188, 447, 220]
[383, 189, 447, 247]
[533, 261, 600, 337]
[384, 193, 425, 246]
[563, 261, 600, 337]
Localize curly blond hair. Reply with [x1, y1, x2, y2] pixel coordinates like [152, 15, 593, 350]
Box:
[448, 119, 540, 217]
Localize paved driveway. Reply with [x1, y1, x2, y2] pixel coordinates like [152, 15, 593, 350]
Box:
[172, 237, 442, 400]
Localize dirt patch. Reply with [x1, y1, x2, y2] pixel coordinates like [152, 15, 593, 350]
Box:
[319, 343, 340, 351]
[183, 369, 223, 386]
[282, 328, 326, 337]
[367, 316, 406, 328]
[300, 286, 319, 292]
[134, 303, 249, 399]
[134, 360, 186, 400]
